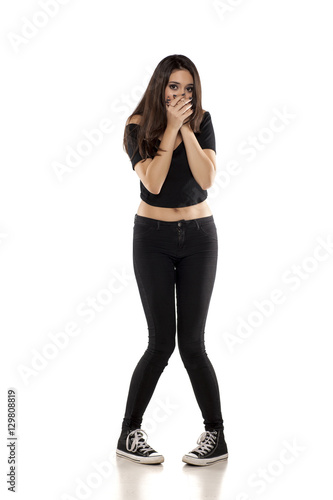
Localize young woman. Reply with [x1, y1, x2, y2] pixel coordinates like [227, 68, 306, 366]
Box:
[116, 54, 228, 467]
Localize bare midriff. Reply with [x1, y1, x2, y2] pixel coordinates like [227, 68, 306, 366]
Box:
[136, 199, 213, 221]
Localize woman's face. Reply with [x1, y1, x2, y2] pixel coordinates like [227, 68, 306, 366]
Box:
[164, 69, 194, 104]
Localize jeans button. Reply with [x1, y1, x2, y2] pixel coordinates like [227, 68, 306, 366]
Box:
[178, 222, 181, 227]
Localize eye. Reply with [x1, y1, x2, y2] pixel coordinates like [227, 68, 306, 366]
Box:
[168, 84, 194, 93]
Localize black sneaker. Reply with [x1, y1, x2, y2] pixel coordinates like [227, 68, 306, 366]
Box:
[182, 429, 228, 466]
[116, 428, 164, 464]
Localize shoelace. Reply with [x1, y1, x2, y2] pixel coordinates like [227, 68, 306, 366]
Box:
[126, 429, 155, 455]
[190, 430, 218, 456]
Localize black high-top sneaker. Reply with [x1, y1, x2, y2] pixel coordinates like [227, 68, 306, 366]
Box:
[116, 428, 164, 464]
[182, 429, 228, 466]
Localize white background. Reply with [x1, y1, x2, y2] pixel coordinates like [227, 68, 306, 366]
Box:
[1, 1, 332, 499]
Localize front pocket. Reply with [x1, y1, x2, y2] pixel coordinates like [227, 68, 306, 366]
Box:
[199, 222, 218, 240]
[133, 223, 155, 239]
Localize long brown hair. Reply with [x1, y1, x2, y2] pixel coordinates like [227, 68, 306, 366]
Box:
[123, 54, 204, 163]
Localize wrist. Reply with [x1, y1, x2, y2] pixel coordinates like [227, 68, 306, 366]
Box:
[166, 123, 180, 134]
[180, 122, 192, 134]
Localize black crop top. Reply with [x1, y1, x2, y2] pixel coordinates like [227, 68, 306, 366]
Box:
[125, 111, 216, 208]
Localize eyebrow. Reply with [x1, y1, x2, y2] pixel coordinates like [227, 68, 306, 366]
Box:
[169, 81, 194, 85]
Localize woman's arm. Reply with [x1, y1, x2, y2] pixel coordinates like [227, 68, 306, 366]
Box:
[131, 121, 179, 195]
[180, 123, 216, 190]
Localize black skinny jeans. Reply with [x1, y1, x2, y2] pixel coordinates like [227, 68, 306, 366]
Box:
[121, 214, 224, 432]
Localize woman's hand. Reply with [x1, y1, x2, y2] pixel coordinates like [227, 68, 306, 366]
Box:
[165, 95, 193, 131]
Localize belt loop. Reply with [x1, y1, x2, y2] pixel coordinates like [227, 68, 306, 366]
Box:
[195, 219, 200, 229]
[157, 220, 160, 230]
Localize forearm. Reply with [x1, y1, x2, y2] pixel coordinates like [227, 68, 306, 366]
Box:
[180, 124, 216, 190]
[145, 124, 178, 194]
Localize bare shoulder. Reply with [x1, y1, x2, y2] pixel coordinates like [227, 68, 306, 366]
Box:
[126, 114, 142, 126]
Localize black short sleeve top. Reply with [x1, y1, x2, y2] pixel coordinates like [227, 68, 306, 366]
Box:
[125, 110, 216, 208]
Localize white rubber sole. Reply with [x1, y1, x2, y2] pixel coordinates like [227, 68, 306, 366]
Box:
[116, 449, 164, 464]
[182, 452, 228, 466]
